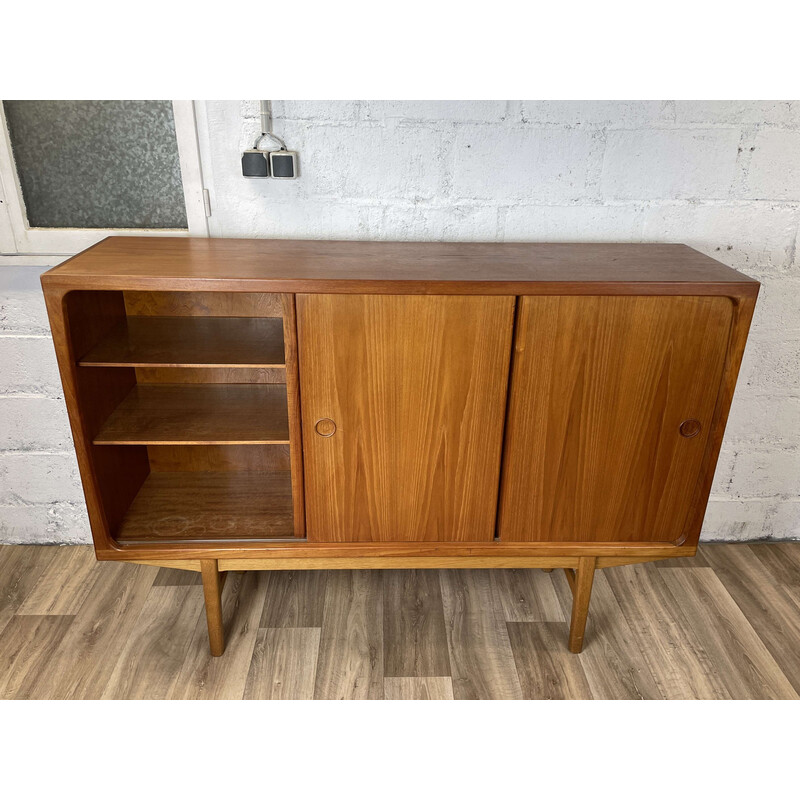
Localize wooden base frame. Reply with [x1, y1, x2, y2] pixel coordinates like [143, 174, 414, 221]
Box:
[200, 559, 227, 657]
[134, 551, 675, 656]
[563, 557, 597, 653]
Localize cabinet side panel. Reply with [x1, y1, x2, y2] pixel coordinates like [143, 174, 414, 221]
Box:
[679, 293, 757, 546]
[498, 295, 733, 543]
[281, 293, 306, 537]
[298, 294, 515, 542]
[44, 289, 149, 552]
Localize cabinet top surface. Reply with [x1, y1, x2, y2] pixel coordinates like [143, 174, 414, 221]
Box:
[42, 236, 758, 294]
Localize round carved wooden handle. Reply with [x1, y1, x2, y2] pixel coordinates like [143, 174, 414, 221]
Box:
[679, 419, 702, 438]
[314, 418, 337, 437]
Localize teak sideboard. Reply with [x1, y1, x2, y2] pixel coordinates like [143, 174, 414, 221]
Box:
[41, 237, 758, 656]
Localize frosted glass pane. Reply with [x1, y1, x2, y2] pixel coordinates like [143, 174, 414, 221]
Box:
[3, 100, 187, 229]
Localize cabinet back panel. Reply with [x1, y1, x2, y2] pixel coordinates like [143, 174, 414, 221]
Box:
[123, 291, 283, 317]
[498, 295, 733, 543]
[134, 367, 285, 384]
[147, 444, 290, 472]
[298, 294, 515, 542]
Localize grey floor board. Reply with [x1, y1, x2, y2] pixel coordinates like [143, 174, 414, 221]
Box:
[171, 571, 268, 700]
[313, 570, 384, 700]
[245, 628, 321, 700]
[507, 621, 592, 699]
[551, 570, 663, 699]
[259, 569, 328, 629]
[604, 563, 733, 699]
[384, 677, 454, 700]
[748, 542, 800, 588]
[383, 569, 450, 678]
[439, 570, 523, 700]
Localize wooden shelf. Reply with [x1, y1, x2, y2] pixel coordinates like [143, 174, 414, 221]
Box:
[94, 384, 290, 445]
[115, 471, 294, 543]
[78, 316, 285, 368]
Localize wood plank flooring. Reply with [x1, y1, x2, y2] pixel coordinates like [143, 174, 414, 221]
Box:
[0, 543, 798, 700]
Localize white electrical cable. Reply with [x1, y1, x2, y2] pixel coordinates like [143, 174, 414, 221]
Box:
[260, 100, 271, 136]
[254, 100, 287, 151]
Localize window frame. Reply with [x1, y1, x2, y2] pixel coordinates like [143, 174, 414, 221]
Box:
[0, 100, 208, 257]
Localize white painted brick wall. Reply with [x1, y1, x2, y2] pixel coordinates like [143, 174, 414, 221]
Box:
[601, 130, 742, 200]
[0, 267, 90, 543]
[745, 130, 800, 200]
[520, 100, 675, 127]
[451, 127, 601, 203]
[2, 100, 798, 543]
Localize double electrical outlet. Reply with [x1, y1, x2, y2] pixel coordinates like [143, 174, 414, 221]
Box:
[242, 149, 299, 179]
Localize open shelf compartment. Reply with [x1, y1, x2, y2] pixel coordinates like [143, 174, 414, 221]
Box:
[61, 288, 305, 548]
[79, 315, 285, 368]
[93, 383, 290, 445]
[116, 470, 294, 544]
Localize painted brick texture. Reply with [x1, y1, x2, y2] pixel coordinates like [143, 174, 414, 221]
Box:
[1, 100, 798, 542]
[0, 267, 88, 542]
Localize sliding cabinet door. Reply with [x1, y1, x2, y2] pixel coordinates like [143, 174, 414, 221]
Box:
[498, 295, 733, 543]
[297, 294, 515, 542]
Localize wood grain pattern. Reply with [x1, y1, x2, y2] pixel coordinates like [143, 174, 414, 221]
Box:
[115, 472, 294, 543]
[45, 289, 149, 552]
[94, 384, 289, 445]
[171, 571, 267, 699]
[507, 622, 593, 699]
[123, 290, 283, 317]
[750, 542, 800, 588]
[568, 556, 596, 653]
[659, 567, 797, 699]
[313, 570, 383, 699]
[79, 316, 285, 368]
[383, 570, 451, 678]
[15, 561, 156, 699]
[218, 556, 585, 571]
[44, 237, 758, 294]
[102, 539, 692, 565]
[384, 677, 454, 700]
[130, 560, 202, 572]
[604, 563, 733, 699]
[244, 628, 321, 700]
[201, 560, 226, 656]
[298, 294, 514, 542]
[281, 293, 306, 538]
[0, 545, 58, 636]
[0, 615, 75, 699]
[259, 570, 328, 628]
[489, 568, 565, 623]
[551, 570, 662, 699]
[679, 294, 757, 547]
[655, 547, 712, 568]
[101, 586, 206, 699]
[699, 544, 800, 695]
[154, 567, 202, 586]
[135, 367, 285, 384]
[147, 444, 290, 473]
[499, 296, 733, 543]
[439, 570, 523, 699]
[16, 545, 100, 615]
[2, 544, 799, 700]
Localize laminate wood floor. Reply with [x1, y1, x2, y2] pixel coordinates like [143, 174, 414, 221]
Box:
[1, 543, 798, 700]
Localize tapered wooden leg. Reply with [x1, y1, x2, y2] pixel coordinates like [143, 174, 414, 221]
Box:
[567, 556, 596, 654]
[201, 559, 226, 657]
